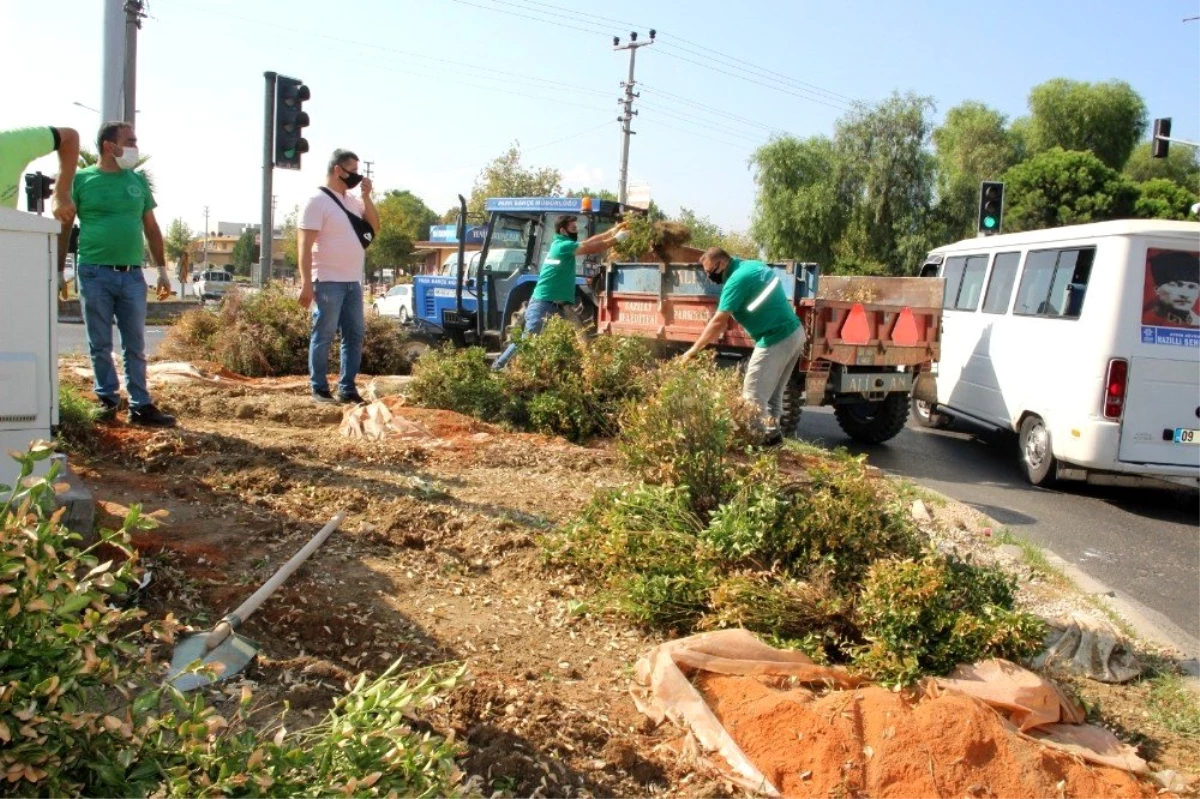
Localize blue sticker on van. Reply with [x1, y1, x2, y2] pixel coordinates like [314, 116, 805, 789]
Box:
[1141, 326, 1200, 348]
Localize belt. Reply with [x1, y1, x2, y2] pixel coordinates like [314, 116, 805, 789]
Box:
[97, 264, 142, 272]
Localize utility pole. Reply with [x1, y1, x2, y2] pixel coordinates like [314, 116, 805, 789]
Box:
[613, 29, 655, 206]
[123, 2, 145, 123]
[203, 206, 209, 266]
[101, 0, 125, 122]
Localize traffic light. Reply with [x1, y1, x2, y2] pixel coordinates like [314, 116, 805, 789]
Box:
[274, 76, 310, 169]
[24, 172, 54, 214]
[978, 181, 1004, 236]
[1152, 117, 1171, 159]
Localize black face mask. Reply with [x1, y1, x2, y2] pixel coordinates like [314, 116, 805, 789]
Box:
[561, 230, 578, 241]
[705, 266, 725, 284]
[341, 170, 363, 189]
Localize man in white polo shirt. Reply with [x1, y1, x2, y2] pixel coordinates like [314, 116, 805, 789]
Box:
[298, 149, 380, 404]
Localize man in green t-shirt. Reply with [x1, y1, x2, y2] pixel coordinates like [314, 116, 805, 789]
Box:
[491, 214, 626, 369]
[59, 122, 175, 427]
[0, 125, 80, 222]
[680, 247, 806, 444]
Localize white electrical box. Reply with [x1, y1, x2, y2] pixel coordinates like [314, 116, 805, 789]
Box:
[0, 207, 59, 490]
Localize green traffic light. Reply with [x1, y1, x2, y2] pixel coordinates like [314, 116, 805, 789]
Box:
[983, 216, 997, 229]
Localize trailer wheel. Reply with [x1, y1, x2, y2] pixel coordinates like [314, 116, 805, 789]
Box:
[912, 399, 953, 429]
[833, 394, 910, 444]
[1018, 414, 1056, 486]
[779, 375, 804, 437]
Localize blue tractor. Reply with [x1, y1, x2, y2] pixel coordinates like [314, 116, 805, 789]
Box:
[408, 195, 628, 355]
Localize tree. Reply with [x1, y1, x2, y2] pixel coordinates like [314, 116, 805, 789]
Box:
[164, 218, 193, 265]
[831, 92, 938, 274]
[932, 101, 1023, 240]
[367, 189, 439, 278]
[466, 143, 561, 219]
[1132, 178, 1199, 220]
[280, 206, 299, 268]
[718, 230, 758, 259]
[230, 229, 260, 276]
[1001, 147, 1139, 232]
[1023, 78, 1147, 170]
[1123, 142, 1200, 189]
[751, 135, 845, 267]
[673, 207, 724, 250]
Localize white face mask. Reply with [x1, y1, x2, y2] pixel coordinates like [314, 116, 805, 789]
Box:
[114, 145, 140, 170]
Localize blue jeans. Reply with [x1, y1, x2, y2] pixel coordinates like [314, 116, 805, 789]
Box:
[310, 281, 365, 394]
[492, 299, 570, 370]
[77, 263, 152, 409]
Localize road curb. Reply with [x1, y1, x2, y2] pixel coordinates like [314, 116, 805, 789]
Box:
[921, 484, 1200, 688]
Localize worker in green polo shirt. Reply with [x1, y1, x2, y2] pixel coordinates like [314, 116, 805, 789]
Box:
[491, 213, 627, 370]
[59, 122, 176, 428]
[0, 125, 80, 222]
[680, 247, 806, 445]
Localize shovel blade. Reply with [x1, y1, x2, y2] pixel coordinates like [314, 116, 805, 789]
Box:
[167, 631, 259, 692]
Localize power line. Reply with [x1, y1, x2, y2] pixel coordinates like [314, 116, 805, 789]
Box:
[424, 119, 615, 177]
[487, 0, 861, 108]
[637, 102, 766, 143]
[170, 1, 612, 99]
[653, 48, 854, 112]
[637, 113, 756, 153]
[444, 0, 612, 37]
[640, 84, 787, 135]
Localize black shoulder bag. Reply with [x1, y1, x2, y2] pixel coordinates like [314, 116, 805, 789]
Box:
[318, 187, 375, 249]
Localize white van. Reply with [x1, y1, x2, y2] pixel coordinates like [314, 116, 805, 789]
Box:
[916, 220, 1199, 488]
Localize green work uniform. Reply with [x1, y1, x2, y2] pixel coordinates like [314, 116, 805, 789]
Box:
[717, 258, 800, 347]
[0, 127, 57, 208]
[71, 166, 156, 265]
[531, 233, 580, 304]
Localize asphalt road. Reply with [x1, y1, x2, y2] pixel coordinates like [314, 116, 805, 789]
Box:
[58, 322, 168, 358]
[796, 407, 1200, 659]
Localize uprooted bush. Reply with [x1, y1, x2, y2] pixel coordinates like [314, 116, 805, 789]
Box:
[161, 286, 414, 377]
[56, 384, 102, 452]
[0, 445, 472, 798]
[407, 318, 656, 442]
[618, 355, 758, 514]
[546, 451, 1046, 685]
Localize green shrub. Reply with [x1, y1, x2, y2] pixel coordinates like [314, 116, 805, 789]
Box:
[0, 446, 472, 797]
[57, 385, 101, 451]
[853, 555, 1045, 685]
[618, 357, 755, 515]
[408, 347, 506, 422]
[358, 314, 412, 375]
[408, 321, 655, 443]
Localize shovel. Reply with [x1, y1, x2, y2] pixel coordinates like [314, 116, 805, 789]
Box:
[166, 511, 346, 691]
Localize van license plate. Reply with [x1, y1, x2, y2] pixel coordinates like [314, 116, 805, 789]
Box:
[1173, 428, 1199, 444]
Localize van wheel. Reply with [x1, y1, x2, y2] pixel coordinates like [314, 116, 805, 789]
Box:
[1019, 414, 1056, 486]
[834, 394, 910, 444]
[913, 399, 953, 429]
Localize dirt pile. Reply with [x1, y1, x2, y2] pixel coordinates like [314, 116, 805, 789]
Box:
[698, 673, 1158, 799]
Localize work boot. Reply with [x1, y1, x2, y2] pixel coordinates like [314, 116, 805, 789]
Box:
[96, 396, 122, 421]
[129, 404, 177, 428]
[337, 388, 366, 405]
[312, 388, 339, 405]
[761, 431, 785, 448]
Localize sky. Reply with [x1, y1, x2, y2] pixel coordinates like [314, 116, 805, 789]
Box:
[3, 0, 1198, 240]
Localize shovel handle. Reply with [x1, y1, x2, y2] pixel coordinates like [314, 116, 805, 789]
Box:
[204, 511, 346, 653]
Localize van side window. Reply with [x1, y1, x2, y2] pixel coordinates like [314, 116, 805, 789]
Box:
[982, 252, 1020, 314]
[1014, 247, 1096, 319]
[942, 257, 966, 309]
[941, 255, 987, 310]
[955, 255, 989, 310]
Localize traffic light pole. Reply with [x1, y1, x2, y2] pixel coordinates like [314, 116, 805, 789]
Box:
[259, 71, 277, 288]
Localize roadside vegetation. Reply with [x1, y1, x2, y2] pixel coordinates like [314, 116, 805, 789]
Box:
[160, 286, 413, 378]
[409, 326, 1046, 685]
[0, 446, 471, 798]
